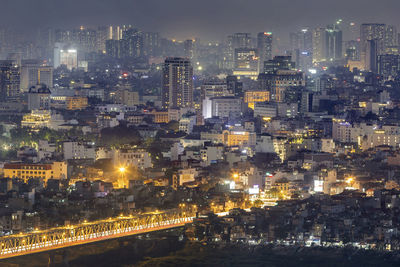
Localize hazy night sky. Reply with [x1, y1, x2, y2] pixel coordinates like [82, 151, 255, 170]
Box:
[1, 0, 399, 43]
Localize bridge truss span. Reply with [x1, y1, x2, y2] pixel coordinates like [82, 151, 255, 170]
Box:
[0, 209, 195, 259]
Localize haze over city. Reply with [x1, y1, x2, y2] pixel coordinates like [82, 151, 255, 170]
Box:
[2, 0, 400, 41]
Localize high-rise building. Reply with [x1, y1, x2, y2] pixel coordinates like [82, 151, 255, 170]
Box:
[312, 25, 342, 62]
[230, 33, 252, 49]
[344, 40, 360, 61]
[257, 32, 273, 72]
[233, 48, 258, 79]
[360, 23, 386, 63]
[290, 28, 313, 71]
[226, 33, 252, 69]
[20, 60, 53, 92]
[55, 27, 97, 54]
[97, 26, 109, 53]
[162, 57, 193, 109]
[184, 39, 194, 60]
[106, 39, 122, 58]
[226, 75, 243, 97]
[258, 56, 304, 102]
[53, 44, 78, 70]
[27, 84, 51, 111]
[385, 25, 397, 54]
[122, 28, 143, 58]
[0, 60, 20, 101]
[38, 66, 53, 89]
[312, 27, 326, 63]
[74, 27, 97, 53]
[378, 54, 400, 79]
[325, 25, 342, 61]
[264, 56, 296, 74]
[360, 24, 386, 52]
[108, 25, 122, 40]
[143, 32, 160, 57]
[366, 40, 378, 73]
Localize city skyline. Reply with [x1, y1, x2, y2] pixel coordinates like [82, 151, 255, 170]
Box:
[1, 0, 400, 43]
[2, 1, 400, 266]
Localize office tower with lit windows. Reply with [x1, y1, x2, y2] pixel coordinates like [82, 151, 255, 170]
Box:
[226, 75, 243, 97]
[20, 60, 53, 92]
[263, 56, 296, 74]
[360, 24, 386, 53]
[360, 24, 386, 69]
[230, 33, 252, 49]
[226, 33, 252, 69]
[0, 60, 20, 101]
[312, 25, 342, 62]
[53, 43, 78, 70]
[345, 40, 360, 61]
[290, 28, 312, 71]
[366, 39, 378, 73]
[257, 32, 273, 72]
[184, 39, 194, 60]
[106, 39, 122, 58]
[312, 27, 326, 62]
[385, 25, 397, 52]
[97, 26, 109, 53]
[122, 28, 143, 58]
[325, 25, 342, 61]
[233, 48, 258, 79]
[378, 54, 400, 79]
[73, 27, 97, 53]
[162, 57, 193, 109]
[143, 32, 160, 57]
[108, 25, 121, 40]
[259, 56, 304, 102]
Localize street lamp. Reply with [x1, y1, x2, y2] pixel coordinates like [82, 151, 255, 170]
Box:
[118, 166, 127, 188]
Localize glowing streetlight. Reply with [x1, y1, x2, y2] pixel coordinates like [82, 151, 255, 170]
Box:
[118, 166, 127, 188]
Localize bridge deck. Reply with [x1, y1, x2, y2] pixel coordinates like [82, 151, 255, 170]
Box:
[0, 210, 195, 260]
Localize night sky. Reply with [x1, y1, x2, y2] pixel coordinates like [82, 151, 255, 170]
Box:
[1, 0, 399, 42]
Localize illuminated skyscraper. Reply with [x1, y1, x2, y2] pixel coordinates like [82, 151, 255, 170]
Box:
[378, 54, 400, 79]
[385, 25, 397, 51]
[325, 25, 342, 61]
[312, 25, 342, 62]
[344, 40, 360, 61]
[312, 27, 326, 62]
[162, 57, 193, 109]
[184, 39, 194, 60]
[143, 32, 160, 57]
[366, 39, 378, 73]
[360, 23, 386, 67]
[230, 33, 252, 49]
[53, 43, 78, 70]
[96, 26, 109, 53]
[233, 48, 258, 79]
[257, 32, 273, 72]
[360, 24, 385, 53]
[20, 60, 53, 92]
[226, 33, 252, 69]
[122, 28, 143, 58]
[290, 28, 312, 70]
[0, 60, 20, 101]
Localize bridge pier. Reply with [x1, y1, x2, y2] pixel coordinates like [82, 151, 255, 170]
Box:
[62, 249, 69, 267]
[46, 249, 69, 267]
[47, 252, 55, 267]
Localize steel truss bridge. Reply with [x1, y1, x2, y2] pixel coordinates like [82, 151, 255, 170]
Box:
[0, 209, 195, 260]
